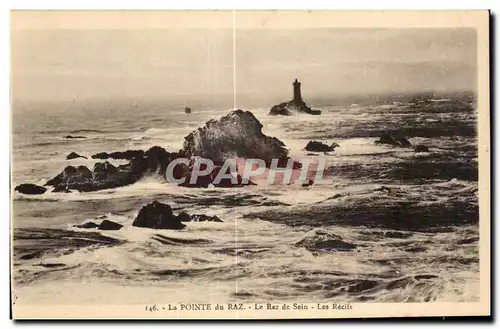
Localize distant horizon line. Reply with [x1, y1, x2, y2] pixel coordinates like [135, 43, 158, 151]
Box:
[11, 89, 476, 105]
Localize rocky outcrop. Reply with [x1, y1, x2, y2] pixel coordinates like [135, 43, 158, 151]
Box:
[269, 100, 321, 116]
[414, 145, 430, 153]
[305, 141, 340, 152]
[132, 201, 186, 230]
[182, 110, 290, 166]
[375, 133, 411, 147]
[45, 110, 299, 192]
[46, 165, 93, 187]
[15, 183, 47, 195]
[66, 152, 87, 160]
[92, 150, 145, 160]
[45, 162, 136, 192]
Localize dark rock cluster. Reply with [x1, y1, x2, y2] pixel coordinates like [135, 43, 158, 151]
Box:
[132, 201, 223, 230]
[92, 150, 145, 160]
[74, 220, 124, 231]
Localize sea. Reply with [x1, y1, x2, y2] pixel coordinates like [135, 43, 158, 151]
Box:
[11, 94, 479, 305]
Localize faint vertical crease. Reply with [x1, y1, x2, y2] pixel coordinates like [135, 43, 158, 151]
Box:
[232, 9, 238, 296]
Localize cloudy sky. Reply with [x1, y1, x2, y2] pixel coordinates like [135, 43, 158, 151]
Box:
[11, 14, 476, 105]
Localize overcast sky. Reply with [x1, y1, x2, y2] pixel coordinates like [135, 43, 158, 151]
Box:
[11, 26, 476, 104]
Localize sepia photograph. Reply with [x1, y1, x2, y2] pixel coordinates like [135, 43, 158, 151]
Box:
[10, 10, 490, 319]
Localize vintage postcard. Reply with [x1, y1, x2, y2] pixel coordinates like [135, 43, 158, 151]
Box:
[10, 10, 490, 319]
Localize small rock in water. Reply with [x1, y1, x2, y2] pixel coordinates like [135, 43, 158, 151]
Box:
[15, 183, 47, 195]
[66, 152, 87, 160]
[98, 220, 123, 231]
[375, 133, 411, 147]
[74, 222, 100, 229]
[191, 214, 223, 222]
[305, 141, 339, 152]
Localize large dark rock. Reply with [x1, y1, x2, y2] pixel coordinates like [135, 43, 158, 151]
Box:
[133, 201, 186, 230]
[375, 133, 411, 147]
[144, 146, 172, 176]
[305, 141, 340, 152]
[269, 100, 321, 116]
[15, 183, 47, 195]
[182, 110, 290, 165]
[92, 150, 145, 160]
[98, 220, 123, 231]
[66, 152, 87, 160]
[46, 163, 128, 192]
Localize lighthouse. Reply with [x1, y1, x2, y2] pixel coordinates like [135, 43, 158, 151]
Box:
[293, 78, 303, 104]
